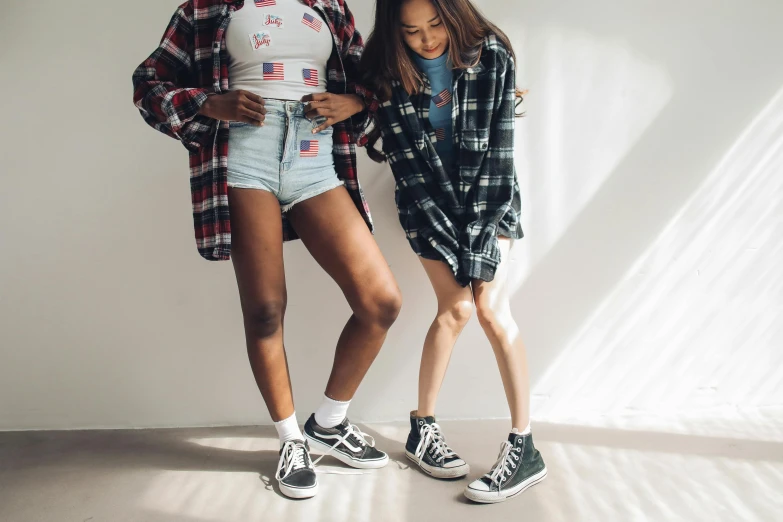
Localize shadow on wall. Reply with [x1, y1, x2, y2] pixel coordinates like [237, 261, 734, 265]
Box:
[530, 84, 783, 439]
[336, 0, 783, 424]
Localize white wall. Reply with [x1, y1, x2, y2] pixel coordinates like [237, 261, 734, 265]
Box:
[1, 0, 781, 435]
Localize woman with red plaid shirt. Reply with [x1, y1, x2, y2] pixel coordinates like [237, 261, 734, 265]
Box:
[133, 0, 400, 499]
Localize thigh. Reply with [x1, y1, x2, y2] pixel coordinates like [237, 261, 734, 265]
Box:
[472, 238, 513, 310]
[419, 257, 473, 309]
[229, 187, 286, 308]
[286, 186, 398, 304]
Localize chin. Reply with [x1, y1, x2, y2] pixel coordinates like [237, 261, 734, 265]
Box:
[418, 45, 446, 58]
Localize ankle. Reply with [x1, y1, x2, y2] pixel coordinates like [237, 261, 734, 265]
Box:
[314, 394, 351, 429]
[414, 409, 435, 419]
[274, 412, 304, 447]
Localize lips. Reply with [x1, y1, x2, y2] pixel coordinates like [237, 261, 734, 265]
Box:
[423, 45, 440, 53]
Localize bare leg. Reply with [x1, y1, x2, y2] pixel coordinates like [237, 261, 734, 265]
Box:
[472, 239, 530, 430]
[229, 188, 293, 422]
[287, 187, 402, 401]
[416, 258, 474, 417]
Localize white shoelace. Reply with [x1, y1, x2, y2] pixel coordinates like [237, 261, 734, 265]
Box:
[276, 440, 312, 483]
[486, 441, 522, 491]
[312, 423, 376, 475]
[414, 423, 457, 465]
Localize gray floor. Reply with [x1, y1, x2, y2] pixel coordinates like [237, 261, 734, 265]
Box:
[1, 420, 781, 522]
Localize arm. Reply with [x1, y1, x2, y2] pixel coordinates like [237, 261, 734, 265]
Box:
[131, 2, 212, 149]
[304, 0, 380, 140]
[488, 51, 517, 173]
[464, 50, 520, 256]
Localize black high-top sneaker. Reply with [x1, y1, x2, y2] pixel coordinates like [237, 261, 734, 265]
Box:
[404, 412, 470, 479]
[276, 439, 318, 499]
[464, 429, 547, 503]
[303, 414, 389, 469]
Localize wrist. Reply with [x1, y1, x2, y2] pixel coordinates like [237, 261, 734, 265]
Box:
[350, 94, 365, 115]
[199, 93, 217, 117]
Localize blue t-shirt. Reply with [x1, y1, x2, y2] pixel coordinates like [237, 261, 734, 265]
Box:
[414, 52, 454, 170]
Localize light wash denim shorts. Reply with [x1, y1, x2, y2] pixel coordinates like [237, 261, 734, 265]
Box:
[227, 99, 343, 212]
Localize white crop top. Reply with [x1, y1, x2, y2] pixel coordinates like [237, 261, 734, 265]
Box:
[226, 0, 334, 100]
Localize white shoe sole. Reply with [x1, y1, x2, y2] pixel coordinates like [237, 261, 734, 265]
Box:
[279, 481, 318, 500]
[464, 466, 547, 503]
[305, 433, 389, 469]
[404, 450, 470, 479]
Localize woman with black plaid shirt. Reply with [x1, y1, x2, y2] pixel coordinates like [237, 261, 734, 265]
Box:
[361, 0, 547, 503]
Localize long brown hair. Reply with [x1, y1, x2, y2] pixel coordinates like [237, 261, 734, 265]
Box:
[361, 0, 516, 162]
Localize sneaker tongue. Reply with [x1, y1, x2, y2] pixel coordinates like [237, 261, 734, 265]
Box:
[409, 413, 437, 434]
[279, 439, 305, 456]
[411, 413, 436, 424]
[338, 417, 350, 429]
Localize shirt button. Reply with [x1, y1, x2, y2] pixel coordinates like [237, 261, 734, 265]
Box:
[482, 143, 488, 150]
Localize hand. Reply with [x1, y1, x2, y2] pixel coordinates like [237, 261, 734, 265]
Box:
[199, 90, 267, 126]
[302, 93, 365, 133]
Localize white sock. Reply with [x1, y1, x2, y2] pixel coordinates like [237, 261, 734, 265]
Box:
[314, 394, 350, 428]
[513, 422, 532, 436]
[274, 412, 303, 447]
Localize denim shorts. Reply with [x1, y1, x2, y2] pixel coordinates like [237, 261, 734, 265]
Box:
[227, 99, 343, 212]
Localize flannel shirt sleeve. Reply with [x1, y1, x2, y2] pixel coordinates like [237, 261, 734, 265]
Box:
[335, 0, 380, 145]
[464, 50, 520, 259]
[487, 50, 517, 184]
[132, 2, 214, 150]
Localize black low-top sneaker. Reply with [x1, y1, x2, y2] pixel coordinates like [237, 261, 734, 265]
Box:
[276, 439, 318, 499]
[405, 413, 469, 478]
[304, 414, 389, 469]
[464, 430, 547, 503]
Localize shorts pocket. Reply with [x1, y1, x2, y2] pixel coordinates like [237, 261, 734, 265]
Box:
[310, 116, 334, 135]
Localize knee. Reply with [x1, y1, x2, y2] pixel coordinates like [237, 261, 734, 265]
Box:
[438, 300, 474, 331]
[244, 300, 286, 339]
[357, 284, 402, 329]
[475, 300, 501, 332]
[374, 285, 403, 328]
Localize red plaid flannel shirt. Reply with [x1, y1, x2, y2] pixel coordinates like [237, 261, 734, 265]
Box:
[132, 0, 378, 260]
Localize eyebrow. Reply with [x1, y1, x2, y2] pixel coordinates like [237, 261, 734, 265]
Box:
[401, 15, 440, 28]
